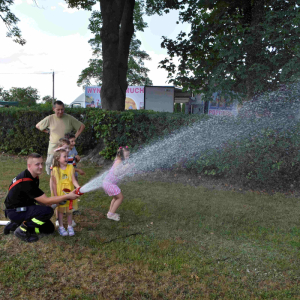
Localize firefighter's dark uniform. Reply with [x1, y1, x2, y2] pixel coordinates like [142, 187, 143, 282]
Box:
[4, 169, 55, 242]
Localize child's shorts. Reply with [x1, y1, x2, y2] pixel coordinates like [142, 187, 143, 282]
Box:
[103, 181, 121, 196]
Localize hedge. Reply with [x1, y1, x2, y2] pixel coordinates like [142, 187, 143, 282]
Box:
[0, 106, 206, 159]
[2, 104, 299, 190]
[0, 106, 96, 156]
[184, 126, 300, 190]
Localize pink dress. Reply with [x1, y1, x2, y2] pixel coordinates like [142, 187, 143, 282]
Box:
[102, 163, 121, 196]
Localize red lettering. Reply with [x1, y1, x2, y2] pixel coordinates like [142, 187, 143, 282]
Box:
[87, 88, 92, 93]
[140, 87, 144, 93]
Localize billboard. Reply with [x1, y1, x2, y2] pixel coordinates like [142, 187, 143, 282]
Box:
[208, 92, 238, 116]
[85, 86, 144, 109]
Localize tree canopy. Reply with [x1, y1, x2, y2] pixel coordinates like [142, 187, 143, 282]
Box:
[77, 7, 152, 88]
[0, 0, 26, 45]
[0, 86, 39, 106]
[66, 0, 165, 110]
[159, 0, 300, 100]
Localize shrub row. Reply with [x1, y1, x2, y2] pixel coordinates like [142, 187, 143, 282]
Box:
[0, 106, 205, 159]
[185, 126, 300, 190]
[2, 105, 299, 190]
[85, 109, 207, 159]
[0, 106, 96, 155]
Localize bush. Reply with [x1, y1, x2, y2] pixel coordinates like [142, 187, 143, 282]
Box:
[186, 126, 300, 190]
[0, 106, 96, 155]
[0, 106, 206, 159]
[174, 103, 181, 113]
[87, 109, 207, 159]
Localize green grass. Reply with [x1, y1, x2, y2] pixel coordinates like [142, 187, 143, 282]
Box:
[1, 154, 300, 299]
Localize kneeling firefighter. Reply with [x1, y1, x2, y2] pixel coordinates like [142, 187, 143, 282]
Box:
[4, 153, 80, 243]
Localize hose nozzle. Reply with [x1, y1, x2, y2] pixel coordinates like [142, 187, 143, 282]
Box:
[75, 187, 84, 196]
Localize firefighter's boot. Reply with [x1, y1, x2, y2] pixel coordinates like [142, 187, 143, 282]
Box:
[14, 222, 39, 243]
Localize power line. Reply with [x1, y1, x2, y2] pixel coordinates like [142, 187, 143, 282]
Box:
[0, 71, 64, 74]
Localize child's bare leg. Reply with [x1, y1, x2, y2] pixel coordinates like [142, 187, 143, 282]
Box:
[110, 193, 124, 214]
[58, 212, 64, 227]
[109, 197, 117, 212]
[67, 213, 72, 227]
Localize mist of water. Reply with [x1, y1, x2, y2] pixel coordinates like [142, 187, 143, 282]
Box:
[80, 82, 300, 194]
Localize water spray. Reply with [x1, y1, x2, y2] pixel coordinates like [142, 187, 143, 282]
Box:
[70, 82, 300, 194]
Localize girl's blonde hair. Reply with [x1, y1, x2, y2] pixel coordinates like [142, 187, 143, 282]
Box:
[52, 149, 67, 177]
[116, 146, 129, 161]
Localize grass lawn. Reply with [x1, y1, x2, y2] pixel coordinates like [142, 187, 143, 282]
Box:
[0, 154, 300, 299]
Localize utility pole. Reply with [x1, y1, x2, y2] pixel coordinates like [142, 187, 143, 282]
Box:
[52, 71, 55, 106]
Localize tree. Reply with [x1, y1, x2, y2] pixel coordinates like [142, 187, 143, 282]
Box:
[0, 87, 12, 101]
[78, 35, 153, 87]
[159, 0, 300, 100]
[9, 87, 39, 107]
[66, 0, 172, 110]
[77, 6, 152, 88]
[66, 0, 136, 110]
[0, 0, 26, 45]
[41, 95, 57, 107]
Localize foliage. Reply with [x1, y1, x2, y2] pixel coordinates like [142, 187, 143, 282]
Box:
[0, 105, 204, 159]
[160, 0, 300, 100]
[0, 86, 11, 101]
[65, 0, 175, 110]
[77, 4, 153, 87]
[0, 106, 96, 155]
[8, 87, 39, 107]
[86, 109, 204, 159]
[174, 103, 181, 113]
[77, 35, 153, 87]
[186, 126, 300, 190]
[0, 0, 26, 45]
[182, 102, 186, 113]
[1, 86, 40, 106]
[42, 95, 57, 106]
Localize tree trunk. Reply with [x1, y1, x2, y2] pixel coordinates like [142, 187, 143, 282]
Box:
[100, 0, 135, 111]
[244, 0, 265, 100]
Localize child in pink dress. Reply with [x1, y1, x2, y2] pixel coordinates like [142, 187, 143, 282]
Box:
[103, 146, 130, 221]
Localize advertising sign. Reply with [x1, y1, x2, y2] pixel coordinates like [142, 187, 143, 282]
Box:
[208, 92, 238, 116]
[85, 86, 101, 108]
[84, 86, 144, 109]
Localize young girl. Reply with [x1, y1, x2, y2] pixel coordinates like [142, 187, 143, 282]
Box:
[51, 148, 80, 236]
[103, 146, 131, 221]
[49, 138, 77, 228]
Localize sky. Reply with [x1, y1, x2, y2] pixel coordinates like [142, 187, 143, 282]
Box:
[0, 0, 190, 105]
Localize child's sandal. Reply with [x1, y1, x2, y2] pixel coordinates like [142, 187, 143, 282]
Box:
[107, 213, 120, 222]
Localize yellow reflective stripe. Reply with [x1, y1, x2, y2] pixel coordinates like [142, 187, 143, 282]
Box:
[32, 218, 44, 226]
[20, 227, 27, 232]
[35, 228, 40, 234]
